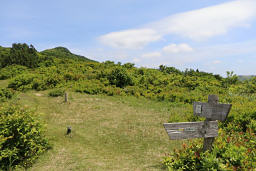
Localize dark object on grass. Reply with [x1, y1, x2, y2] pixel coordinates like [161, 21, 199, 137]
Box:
[67, 126, 72, 135]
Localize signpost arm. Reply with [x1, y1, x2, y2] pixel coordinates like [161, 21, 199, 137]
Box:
[203, 95, 218, 152]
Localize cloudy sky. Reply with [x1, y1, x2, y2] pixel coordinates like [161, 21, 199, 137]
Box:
[1, 0, 256, 76]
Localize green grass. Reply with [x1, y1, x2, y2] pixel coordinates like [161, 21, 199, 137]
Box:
[0, 79, 190, 170]
[0, 79, 9, 88]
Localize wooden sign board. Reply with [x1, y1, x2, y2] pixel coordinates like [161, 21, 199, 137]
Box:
[193, 102, 232, 121]
[163, 121, 218, 140]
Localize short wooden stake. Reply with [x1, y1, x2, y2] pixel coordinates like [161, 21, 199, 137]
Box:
[65, 92, 68, 102]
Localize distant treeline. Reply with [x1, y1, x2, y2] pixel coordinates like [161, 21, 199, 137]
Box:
[0, 43, 251, 104]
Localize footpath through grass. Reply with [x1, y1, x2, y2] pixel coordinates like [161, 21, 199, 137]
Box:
[14, 91, 188, 170]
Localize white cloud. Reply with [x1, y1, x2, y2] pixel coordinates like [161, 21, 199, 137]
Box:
[162, 43, 193, 53]
[138, 43, 193, 66]
[140, 43, 193, 61]
[212, 60, 221, 64]
[99, 0, 256, 48]
[141, 51, 161, 58]
[99, 29, 161, 49]
[141, 40, 256, 70]
[151, 0, 256, 41]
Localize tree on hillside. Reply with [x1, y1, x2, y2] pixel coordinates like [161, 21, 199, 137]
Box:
[4, 43, 39, 68]
[108, 67, 134, 88]
[0, 46, 10, 68]
[225, 71, 239, 87]
[159, 65, 182, 74]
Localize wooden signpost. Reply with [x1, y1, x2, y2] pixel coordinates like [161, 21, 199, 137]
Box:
[163, 95, 232, 151]
[164, 121, 218, 140]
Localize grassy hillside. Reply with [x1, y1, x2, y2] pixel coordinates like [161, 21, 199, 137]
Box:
[0, 43, 256, 170]
[8, 89, 187, 170]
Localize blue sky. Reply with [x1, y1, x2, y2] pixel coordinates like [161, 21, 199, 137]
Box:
[1, 0, 256, 76]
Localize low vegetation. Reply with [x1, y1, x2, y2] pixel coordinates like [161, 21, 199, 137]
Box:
[48, 89, 65, 97]
[0, 43, 255, 170]
[0, 103, 50, 170]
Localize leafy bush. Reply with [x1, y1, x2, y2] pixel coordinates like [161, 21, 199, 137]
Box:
[8, 73, 36, 91]
[163, 130, 256, 170]
[230, 77, 256, 94]
[64, 72, 83, 81]
[48, 89, 65, 97]
[0, 103, 50, 170]
[0, 88, 15, 102]
[224, 110, 256, 133]
[74, 80, 104, 95]
[108, 67, 134, 88]
[0, 65, 28, 80]
[8, 70, 64, 91]
[123, 86, 142, 97]
[31, 77, 48, 91]
[102, 86, 124, 96]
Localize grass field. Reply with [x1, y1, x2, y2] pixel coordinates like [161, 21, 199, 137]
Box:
[0, 79, 9, 88]
[5, 89, 192, 171]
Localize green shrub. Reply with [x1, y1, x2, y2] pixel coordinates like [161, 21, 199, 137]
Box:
[8, 71, 64, 92]
[48, 89, 65, 97]
[123, 86, 142, 97]
[0, 88, 15, 102]
[0, 65, 28, 80]
[31, 77, 48, 91]
[44, 73, 63, 88]
[0, 103, 50, 170]
[74, 80, 104, 95]
[64, 72, 83, 81]
[107, 67, 134, 88]
[102, 86, 124, 96]
[8, 73, 36, 91]
[31, 73, 63, 91]
[163, 129, 256, 170]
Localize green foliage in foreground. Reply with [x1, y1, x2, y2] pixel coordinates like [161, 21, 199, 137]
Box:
[0, 88, 15, 102]
[163, 129, 256, 170]
[0, 103, 50, 170]
[163, 95, 256, 170]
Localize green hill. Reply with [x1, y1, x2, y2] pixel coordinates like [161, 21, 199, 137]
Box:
[41, 46, 96, 62]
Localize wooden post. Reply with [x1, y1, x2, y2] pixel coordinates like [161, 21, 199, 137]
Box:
[203, 95, 218, 152]
[65, 92, 68, 102]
